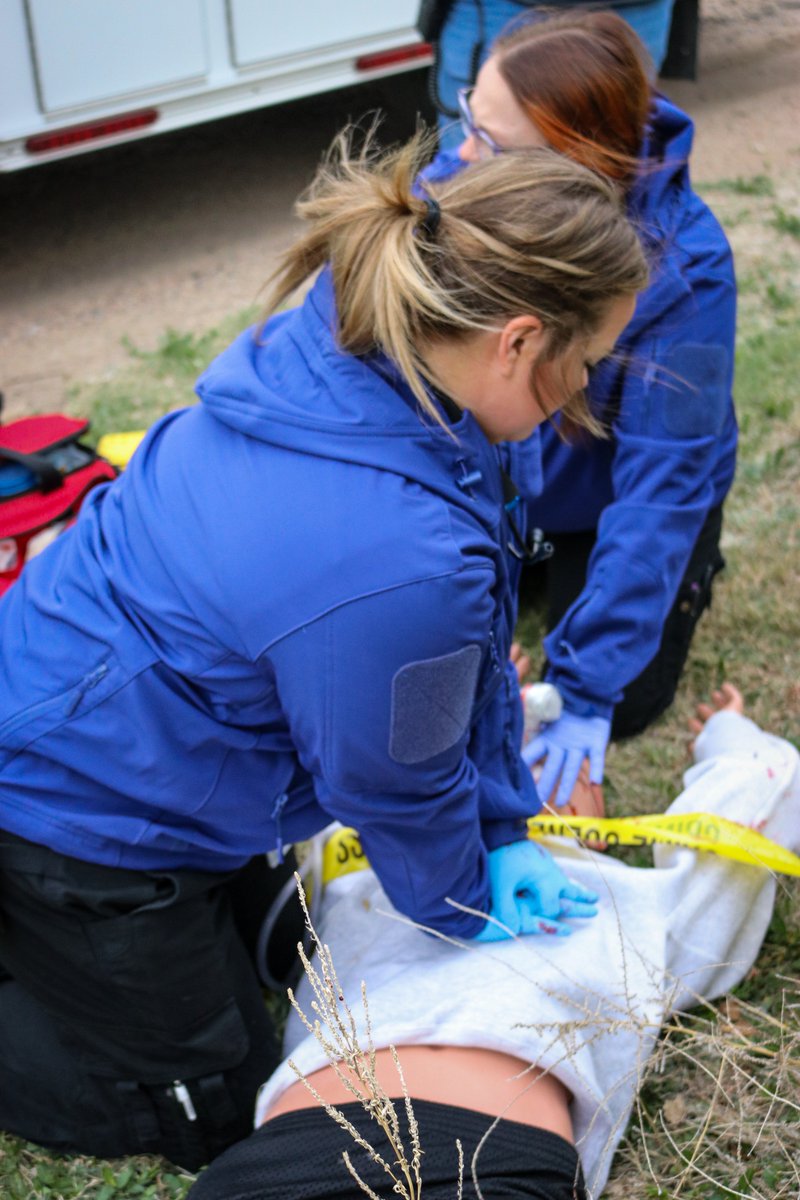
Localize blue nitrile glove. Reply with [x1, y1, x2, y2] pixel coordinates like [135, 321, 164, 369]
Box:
[522, 711, 611, 809]
[474, 841, 599, 942]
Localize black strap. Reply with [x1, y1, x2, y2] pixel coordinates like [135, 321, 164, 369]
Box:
[416, 0, 453, 42]
[115, 1080, 161, 1151]
[422, 0, 477, 119]
[0, 445, 62, 493]
[196, 1072, 240, 1129]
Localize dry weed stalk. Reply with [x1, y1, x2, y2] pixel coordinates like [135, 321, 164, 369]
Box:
[285, 874, 427, 1200]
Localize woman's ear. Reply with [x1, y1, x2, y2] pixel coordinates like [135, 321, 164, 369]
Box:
[497, 315, 546, 377]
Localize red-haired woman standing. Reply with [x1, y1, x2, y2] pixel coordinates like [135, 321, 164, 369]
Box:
[423, 9, 737, 809]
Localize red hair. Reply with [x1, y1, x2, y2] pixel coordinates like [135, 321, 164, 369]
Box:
[494, 9, 652, 188]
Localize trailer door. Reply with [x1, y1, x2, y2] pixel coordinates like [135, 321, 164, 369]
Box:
[228, 0, 421, 69]
[26, 0, 208, 113]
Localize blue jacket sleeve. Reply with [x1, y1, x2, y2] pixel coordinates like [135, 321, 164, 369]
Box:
[267, 567, 510, 937]
[544, 220, 737, 717]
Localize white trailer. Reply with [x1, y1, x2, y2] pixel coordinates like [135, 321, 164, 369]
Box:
[0, 1, 431, 172]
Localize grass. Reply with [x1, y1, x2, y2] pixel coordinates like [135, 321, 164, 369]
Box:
[67, 307, 258, 443]
[771, 207, 800, 241]
[0, 1149, 194, 1199]
[702, 175, 775, 198]
[4, 173, 799, 1198]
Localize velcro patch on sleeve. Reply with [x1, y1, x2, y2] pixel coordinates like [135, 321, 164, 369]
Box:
[389, 644, 482, 765]
[658, 343, 729, 439]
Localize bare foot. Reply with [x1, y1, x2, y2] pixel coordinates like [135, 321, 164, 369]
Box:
[510, 641, 532, 685]
[688, 683, 744, 736]
[687, 683, 744, 755]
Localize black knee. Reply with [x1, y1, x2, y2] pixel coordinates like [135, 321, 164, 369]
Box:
[613, 543, 726, 739]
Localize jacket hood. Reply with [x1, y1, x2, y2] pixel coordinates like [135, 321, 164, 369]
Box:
[631, 92, 695, 226]
[196, 269, 503, 523]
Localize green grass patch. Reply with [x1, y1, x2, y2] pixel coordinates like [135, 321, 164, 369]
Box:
[702, 174, 775, 197]
[771, 206, 800, 239]
[69, 307, 257, 443]
[0, 1141, 195, 1199]
[765, 281, 796, 311]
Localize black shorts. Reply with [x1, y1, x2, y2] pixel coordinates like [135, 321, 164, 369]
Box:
[188, 1099, 586, 1200]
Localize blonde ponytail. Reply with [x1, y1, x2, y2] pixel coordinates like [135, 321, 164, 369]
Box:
[262, 128, 648, 429]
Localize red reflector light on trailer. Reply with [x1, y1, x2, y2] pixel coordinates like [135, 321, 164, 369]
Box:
[355, 42, 432, 72]
[25, 108, 158, 155]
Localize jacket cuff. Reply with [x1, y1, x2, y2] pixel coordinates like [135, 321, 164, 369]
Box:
[482, 816, 530, 851]
[544, 671, 615, 722]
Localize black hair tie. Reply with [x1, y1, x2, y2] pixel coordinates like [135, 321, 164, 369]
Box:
[418, 195, 442, 239]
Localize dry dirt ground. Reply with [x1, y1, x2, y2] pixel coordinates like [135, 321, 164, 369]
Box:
[1, 0, 799, 420]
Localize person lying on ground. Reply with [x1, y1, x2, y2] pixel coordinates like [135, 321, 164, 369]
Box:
[186, 683, 800, 1199]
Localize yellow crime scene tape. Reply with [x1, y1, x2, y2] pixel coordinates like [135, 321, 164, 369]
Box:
[526, 812, 800, 875]
[322, 814, 800, 886]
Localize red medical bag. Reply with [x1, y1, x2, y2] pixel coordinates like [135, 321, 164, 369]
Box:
[0, 411, 117, 597]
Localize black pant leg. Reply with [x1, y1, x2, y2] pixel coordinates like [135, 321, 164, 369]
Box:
[0, 835, 284, 1168]
[612, 505, 725, 738]
[542, 529, 597, 633]
[0, 979, 106, 1150]
[540, 507, 726, 739]
[517, 528, 595, 620]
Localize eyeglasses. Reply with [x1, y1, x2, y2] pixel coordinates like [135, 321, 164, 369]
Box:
[457, 87, 504, 157]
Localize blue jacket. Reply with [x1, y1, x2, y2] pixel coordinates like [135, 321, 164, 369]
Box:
[423, 95, 737, 717]
[0, 270, 540, 937]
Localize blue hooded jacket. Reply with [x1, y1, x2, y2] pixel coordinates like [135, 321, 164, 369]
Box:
[423, 94, 737, 718]
[0, 270, 541, 937]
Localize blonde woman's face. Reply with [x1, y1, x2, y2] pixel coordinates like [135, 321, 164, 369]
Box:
[458, 57, 547, 163]
[504, 293, 636, 442]
[438, 293, 637, 444]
